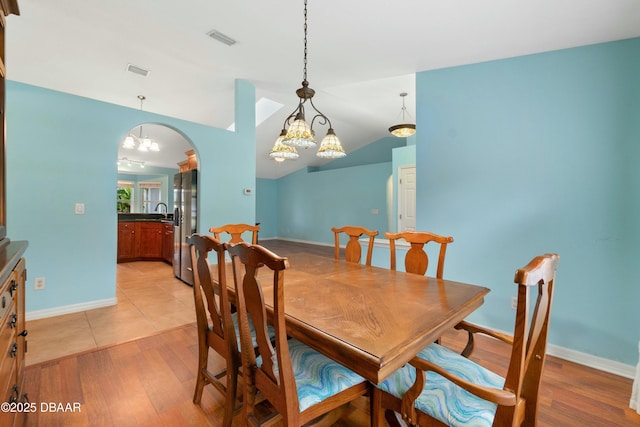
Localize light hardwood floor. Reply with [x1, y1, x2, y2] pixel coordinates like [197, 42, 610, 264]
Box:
[22, 254, 640, 426]
[26, 261, 195, 365]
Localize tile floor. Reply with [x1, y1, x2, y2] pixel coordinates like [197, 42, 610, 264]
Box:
[25, 261, 196, 366]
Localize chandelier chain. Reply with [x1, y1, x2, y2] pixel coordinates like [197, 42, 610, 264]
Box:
[303, 0, 308, 83]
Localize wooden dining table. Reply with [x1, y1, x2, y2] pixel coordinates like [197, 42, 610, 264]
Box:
[229, 239, 490, 384]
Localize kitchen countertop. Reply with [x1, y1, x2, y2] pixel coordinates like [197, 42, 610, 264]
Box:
[118, 213, 174, 223]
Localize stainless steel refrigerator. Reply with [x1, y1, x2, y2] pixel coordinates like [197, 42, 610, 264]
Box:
[173, 170, 197, 285]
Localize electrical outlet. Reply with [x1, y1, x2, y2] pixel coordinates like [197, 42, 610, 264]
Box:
[511, 296, 517, 310]
[34, 277, 46, 290]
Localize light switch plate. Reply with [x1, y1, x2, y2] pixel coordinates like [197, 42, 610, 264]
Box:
[74, 203, 85, 215]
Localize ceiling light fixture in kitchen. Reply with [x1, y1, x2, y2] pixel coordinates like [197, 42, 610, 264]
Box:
[117, 157, 145, 168]
[388, 92, 416, 137]
[122, 95, 160, 152]
[270, 0, 346, 161]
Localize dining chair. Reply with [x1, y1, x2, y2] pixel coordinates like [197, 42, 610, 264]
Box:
[384, 231, 453, 277]
[210, 223, 260, 244]
[187, 233, 241, 427]
[227, 241, 370, 426]
[372, 253, 560, 427]
[332, 225, 379, 266]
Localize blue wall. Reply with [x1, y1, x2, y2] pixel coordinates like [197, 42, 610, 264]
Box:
[415, 38, 640, 365]
[275, 163, 392, 244]
[256, 178, 278, 239]
[6, 79, 256, 314]
[256, 38, 640, 368]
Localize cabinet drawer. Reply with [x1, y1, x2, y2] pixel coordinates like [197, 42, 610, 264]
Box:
[0, 307, 17, 402]
[0, 359, 18, 426]
[0, 278, 14, 324]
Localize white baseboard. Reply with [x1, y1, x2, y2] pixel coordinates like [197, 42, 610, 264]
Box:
[263, 237, 332, 247]
[26, 297, 118, 321]
[547, 343, 636, 379]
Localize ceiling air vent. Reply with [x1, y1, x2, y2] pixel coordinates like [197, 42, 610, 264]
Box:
[206, 29, 237, 46]
[126, 64, 150, 77]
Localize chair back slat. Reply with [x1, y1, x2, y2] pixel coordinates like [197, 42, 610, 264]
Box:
[332, 225, 378, 266]
[384, 231, 453, 277]
[210, 223, 260, 244]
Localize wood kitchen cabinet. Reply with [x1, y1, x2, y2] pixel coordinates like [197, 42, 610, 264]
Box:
[162, 223, 173, 264]
[138, 222, 163, 258]
[117, 222, 137, 261]
[118, 221, 173, 263]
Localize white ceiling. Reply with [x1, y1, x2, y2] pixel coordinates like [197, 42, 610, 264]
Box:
[7, 0, 640, 178]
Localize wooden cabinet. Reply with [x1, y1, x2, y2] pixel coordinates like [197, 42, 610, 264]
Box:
[162, 223, 173, 264]
[178, 149, 198, 172]
[117, 221, 173, 263]
[0, 241, 28, 427]
[117, 222, 137, 261]
[139, 222, 163, 258]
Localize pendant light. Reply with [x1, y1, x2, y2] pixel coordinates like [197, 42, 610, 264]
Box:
[271, 0, 346, 161]
[122, 95, 160, 152]
[388, 92, 416, 137]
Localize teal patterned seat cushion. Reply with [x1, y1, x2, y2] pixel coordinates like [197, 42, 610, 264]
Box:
[377, 343, 505, 427]
[231, 312, 275, 350]
[257, 338, 365, 412]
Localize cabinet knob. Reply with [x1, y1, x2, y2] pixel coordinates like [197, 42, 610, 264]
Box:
[9, 342, 18, 358]
[10, 280, 17, 297]
[9, 385, 19, 404]
[9, 313, 17, 328]
[19, 329, 28, 337]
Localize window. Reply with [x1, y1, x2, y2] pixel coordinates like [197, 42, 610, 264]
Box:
[140, 181, 162, 213]
[117, 180, 133, 213]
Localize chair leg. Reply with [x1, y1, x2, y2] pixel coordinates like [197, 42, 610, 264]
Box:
[193, 340, 209, 404]
[222, 362, 239, 427]
[371, 387, 385, 427]
[192, 371, 205, 404]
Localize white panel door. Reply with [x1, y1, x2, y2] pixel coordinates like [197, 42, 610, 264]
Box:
[398, 166, 416, 231]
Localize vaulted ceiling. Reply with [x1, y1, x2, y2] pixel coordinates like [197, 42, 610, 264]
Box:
[7, 0, 640, 178]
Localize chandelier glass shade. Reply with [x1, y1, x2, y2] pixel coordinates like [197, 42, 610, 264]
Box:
[284, 110, 316, 148]
[269, 129, 300, 162]
[389, 123, 416, 138]
[389, 92, 416, 137]
[270, 0, 346, 161]
[122, 134, 137, 149]
[316, 128, 346, 158]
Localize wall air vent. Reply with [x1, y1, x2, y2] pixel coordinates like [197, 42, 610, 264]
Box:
[206, 29, 237, 46]
[126, 64, 150, 77]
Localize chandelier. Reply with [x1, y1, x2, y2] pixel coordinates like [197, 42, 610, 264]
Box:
[122, 95, 160, 152]
[270, 0, 346, 161]
[388, 92, 416, 137]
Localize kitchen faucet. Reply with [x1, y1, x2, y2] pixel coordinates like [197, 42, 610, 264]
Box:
[155, 202, 168, 217]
